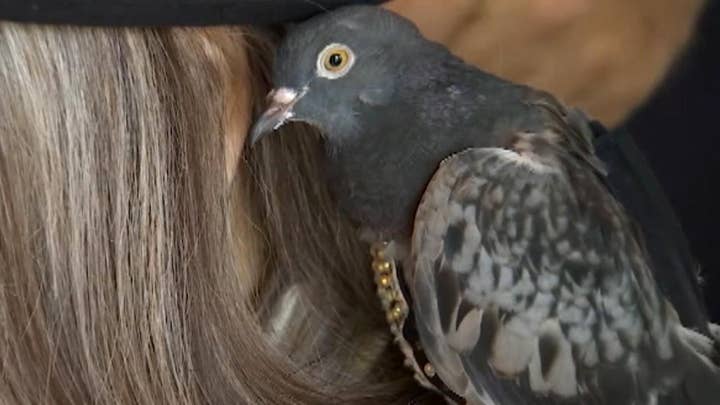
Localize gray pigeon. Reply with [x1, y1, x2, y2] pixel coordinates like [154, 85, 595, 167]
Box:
[249, 5, 720, 404]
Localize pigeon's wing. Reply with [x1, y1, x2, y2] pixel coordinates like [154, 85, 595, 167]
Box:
[409, 145, 719, 405]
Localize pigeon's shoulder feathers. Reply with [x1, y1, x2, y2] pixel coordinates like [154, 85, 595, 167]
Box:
[409, 143, 720, 404]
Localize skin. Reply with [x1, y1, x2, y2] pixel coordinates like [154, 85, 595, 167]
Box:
[385, 0, 704, 126]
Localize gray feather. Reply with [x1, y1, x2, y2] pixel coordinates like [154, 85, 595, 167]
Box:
[411, 145, 720, 404]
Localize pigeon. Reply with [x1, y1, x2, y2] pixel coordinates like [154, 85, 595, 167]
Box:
[249, 5, 720, 404]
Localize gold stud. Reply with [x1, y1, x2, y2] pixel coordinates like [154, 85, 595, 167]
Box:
[423, 363, 436, 378]
[378, 274, 391, 288]
[370, 242, 388, 259]
[378, 289, 395, 303]
[387, 302, 404, 323]
[372, 260, 391, 274]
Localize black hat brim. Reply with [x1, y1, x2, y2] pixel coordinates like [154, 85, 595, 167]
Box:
[0, 0, 387, 27]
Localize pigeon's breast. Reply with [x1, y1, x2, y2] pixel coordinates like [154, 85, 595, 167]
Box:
[326, 136, 441, 236]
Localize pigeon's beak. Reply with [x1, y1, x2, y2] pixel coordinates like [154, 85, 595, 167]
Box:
[249, 87, 306, 147]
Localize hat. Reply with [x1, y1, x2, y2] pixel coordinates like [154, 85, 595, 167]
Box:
[0, 0, 386, 26]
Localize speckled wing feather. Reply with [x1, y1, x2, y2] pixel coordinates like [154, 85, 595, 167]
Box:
[409, 139, 720, 404]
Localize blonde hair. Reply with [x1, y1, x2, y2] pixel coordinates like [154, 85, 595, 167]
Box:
[0, 23, 422, 404]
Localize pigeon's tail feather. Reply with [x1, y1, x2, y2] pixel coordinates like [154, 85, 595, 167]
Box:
[673, 325, 720, 405]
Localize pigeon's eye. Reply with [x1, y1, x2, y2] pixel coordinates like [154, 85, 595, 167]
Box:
[317, 43, 355, 79]
[327, 52, 345, 68]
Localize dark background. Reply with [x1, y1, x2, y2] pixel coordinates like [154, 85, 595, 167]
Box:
[625, 0, 720, 320]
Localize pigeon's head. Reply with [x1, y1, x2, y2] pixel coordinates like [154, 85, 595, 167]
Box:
[249, 6, 427, 146]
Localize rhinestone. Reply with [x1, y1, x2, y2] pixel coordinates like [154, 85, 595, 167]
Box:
[423, 363, 436, 378]
[378, 289, 395, 303]
[387, 302, 404, 322]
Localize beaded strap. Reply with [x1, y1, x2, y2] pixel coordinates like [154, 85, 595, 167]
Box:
[370, 242, 466, 405]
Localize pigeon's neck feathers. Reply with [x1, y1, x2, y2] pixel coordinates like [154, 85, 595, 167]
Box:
[398, 45, 531, 138]
[400, 43, 516, 108]
[327, 48, 534, 236]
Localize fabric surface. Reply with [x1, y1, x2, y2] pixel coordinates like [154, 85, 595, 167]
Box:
[594, 125, 710, 332]
[624, 0, 719, 321]
[0, 0, 385, 26]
